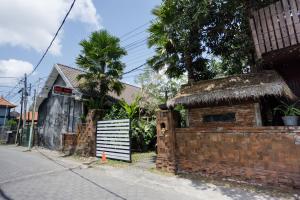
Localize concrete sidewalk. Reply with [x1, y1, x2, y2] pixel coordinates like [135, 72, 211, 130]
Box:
[0, 145, 297, 200]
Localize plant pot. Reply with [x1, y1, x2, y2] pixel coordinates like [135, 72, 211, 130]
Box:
[282, 116, 299, 126]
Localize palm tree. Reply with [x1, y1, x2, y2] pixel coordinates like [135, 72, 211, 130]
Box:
[76, 30, 127, 109]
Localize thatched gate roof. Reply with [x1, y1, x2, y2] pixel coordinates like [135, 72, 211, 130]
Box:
[167, 70, 297, 107]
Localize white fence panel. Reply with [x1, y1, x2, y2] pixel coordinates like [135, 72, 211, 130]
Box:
[96, 119, 131, 162]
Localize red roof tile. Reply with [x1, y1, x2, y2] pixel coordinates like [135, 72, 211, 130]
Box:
[0, 97, 16, 108]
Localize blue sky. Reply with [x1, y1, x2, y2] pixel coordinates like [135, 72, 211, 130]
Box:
[0, 0, 161, 105]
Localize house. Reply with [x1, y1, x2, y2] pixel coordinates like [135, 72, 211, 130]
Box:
[10, 110, 20, 120]
[0, 97, 16, 126]
[156, 0, 300, 189]
[37, 64, 140, 150]
[156, 71, 300, 188]
[17, 112, 38, 124]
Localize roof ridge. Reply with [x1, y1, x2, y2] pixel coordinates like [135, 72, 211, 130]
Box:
[57, 63, 140, 89]
[56, 63, 86, 73]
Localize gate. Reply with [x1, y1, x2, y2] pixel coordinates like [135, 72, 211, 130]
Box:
[96, 119, 131, 162]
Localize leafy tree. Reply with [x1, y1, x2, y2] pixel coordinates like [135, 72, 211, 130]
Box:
[103, 104, 127, 120]
[148, 0, 214, 83]
[149, 0, 279, 79]
[76, 30, 127, 109]
[5, 119, 17, 130]
[136, 66, 187, 116]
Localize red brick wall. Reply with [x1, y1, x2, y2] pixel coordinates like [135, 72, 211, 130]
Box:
[175, 127, 300, 188]
[75, 109, 103, 157]
[62, 134, 77, 153]
[156, 110, 300, 189]
[156, 111, 178, 173]
[188, 103, 259, 127]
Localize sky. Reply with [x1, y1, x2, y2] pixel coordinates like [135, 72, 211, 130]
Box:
[0, 0, 161, 106]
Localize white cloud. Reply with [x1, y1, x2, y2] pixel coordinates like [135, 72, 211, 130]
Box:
[0, 59, 33, 85]
[0, 0, 101, 55]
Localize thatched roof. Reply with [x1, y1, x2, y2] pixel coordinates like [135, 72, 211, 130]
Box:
[167, 70, 297, 107]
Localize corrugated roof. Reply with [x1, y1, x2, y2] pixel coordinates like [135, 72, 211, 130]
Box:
[56, 64, 140, 104]
[0, 97, 16, 108]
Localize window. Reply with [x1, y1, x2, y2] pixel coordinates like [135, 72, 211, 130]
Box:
[203, 113, 236, 123]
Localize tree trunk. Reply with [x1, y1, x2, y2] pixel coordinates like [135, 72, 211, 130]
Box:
[185, 53, 194, 84]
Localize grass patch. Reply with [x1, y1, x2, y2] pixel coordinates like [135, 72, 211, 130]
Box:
[90, 151, 156, 168]
[131, 151, 156, 163]
[148, 167, 175, 177]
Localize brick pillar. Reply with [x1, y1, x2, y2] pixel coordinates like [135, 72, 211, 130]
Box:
[156, 110, 178, 173]
[75, 109, 104, 157]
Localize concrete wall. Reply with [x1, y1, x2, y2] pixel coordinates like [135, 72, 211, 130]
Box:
[156, 110, 300, 189]
[38, 75, 83, 150]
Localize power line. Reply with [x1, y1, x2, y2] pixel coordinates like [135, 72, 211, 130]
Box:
[123, 38, 148, 49]
[28, 0, 76, 77]
[122, 62, 147, 75]
[120, 22, 150, 39]
[121, 29, 148, 43]
[126, 42, 148, 52]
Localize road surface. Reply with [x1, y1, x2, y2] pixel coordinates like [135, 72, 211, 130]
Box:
[0, 145, 294, 200]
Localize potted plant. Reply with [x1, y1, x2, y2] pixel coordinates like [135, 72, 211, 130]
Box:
[274, 101, 300, 126]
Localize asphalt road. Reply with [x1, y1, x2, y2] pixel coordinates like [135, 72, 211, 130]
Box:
[0, 145, 294, 200]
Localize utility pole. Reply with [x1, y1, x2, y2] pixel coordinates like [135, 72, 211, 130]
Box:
[15, 88, 24, 145]
[22, 73, 28, 143]
[28, 89, 36, 150]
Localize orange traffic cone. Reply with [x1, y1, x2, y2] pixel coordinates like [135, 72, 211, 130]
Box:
[101, 151, 107, 163]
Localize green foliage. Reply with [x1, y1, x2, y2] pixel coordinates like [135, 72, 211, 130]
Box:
[103, 96, 157, 151]
[76, 30, 126, 109]
[149, 0, 280, 79]
[274, 101, 300, 116]
[136, 66, 187, 116]
[148, 0, 214, 82]
[174, 104, 188, 128]
[131, 119, 156, 151]
[119, 96, 141, 120]
[5, 119, 17, 129]
[103, 103, 127, 120]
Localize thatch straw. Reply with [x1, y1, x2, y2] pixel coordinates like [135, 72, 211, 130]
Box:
[167, 70, 297, 107]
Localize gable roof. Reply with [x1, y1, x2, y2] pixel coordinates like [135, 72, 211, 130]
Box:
[0, 97, 16, 108]
[37, 64, 140, 108]
[56, 64, 141, 103]
[168, 70, 297, 107]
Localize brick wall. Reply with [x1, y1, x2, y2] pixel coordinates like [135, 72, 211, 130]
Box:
[74, 109, 103, 157]
[156, 110, 300, 189]
[62, 133, 77, 154]
[175, 127, 300, 188]
[188, 103, 260, 127]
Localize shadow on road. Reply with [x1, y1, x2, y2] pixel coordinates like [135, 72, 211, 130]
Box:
[0, 187, 13, 200]
[176, 174, 294, 200]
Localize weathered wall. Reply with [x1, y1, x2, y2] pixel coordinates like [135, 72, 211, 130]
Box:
[176, 127, 300, 188]
[38, 75, 83, 150]
[156, 110, 300, 189]
[156, 110, 178, 173]
[188, 103, 260, 127]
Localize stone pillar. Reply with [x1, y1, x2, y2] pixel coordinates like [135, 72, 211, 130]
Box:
[156, 110, 178, 173]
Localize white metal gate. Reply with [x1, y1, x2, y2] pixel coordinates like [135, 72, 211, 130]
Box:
[96, 119, 131, 162]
